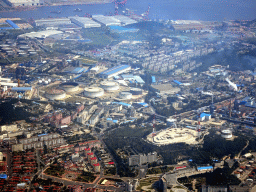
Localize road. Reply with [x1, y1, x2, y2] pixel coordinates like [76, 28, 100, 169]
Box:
[40, 173, 125, 191]
[237, 140, 250, 159]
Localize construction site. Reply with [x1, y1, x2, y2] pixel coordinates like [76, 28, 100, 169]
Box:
[147, 127, 200, 146]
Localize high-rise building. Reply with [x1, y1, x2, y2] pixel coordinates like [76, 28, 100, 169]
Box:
[129, 152, 157, 166]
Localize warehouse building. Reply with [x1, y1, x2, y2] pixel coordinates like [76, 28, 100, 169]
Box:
[70, 16, 101, 28]
[18, 30, 63, 39]
[8, 0, 43, 6]
[35, 18, 72, 27]
[99, 65, 131, 79]
[113, 15, 137, 26]
[92, 15, 121, 26]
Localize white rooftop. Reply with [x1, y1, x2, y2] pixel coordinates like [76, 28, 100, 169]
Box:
[113, 15, 137, 25]
[18, 30, 63, 39]
[92, 15, 121, 26]
[69, 16, 101, 28]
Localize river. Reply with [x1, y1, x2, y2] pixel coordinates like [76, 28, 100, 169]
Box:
[0, 0, 255, 21]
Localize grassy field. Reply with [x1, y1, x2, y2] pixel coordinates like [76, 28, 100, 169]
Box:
[81, 29, 113, 47]
[136, 177, 159, 191]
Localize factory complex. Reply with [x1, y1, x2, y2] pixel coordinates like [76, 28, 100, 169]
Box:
[32, 15, 137, 29]
[0, 9, 255, 192]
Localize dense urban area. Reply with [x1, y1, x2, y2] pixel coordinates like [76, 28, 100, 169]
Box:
[0, 0, 255, 191]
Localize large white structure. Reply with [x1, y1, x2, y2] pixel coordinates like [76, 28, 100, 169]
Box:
[148, 128, 199, 146]
[119, 92, 132, 100]
[221, 129, 232, 139]
[113, 15, 137, 25]
[84, 87, 104, 98]
[60, 82, 79, 93]
[70, 16, 101, 28]
[92, 15, 121, 26]
[35, 18, 72, 27]
[130, 88, 143, 95]
[99, 65, 131, 79]
[18, 30, 63, 39]
[100, 81, 119, 92]
[8, 0, 43, 6]
[0, 82, 18, 87]
[45, 89, 66, 100]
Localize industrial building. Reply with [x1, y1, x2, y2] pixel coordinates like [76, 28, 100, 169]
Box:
[11, 87, 32, 92]
[92, 15, 121, 26]
[113, 15, 137, 26]
[99, 65, 131, 79]
[121, 74, 145, 85]
[34, 18, 72, 27]
[45, 88, 66, 100]
[100, 81, 119, 92]
[84, 87, 104, 98]
[7, 0, 43, 6]
[221, 129, 232, 139]
[18, 30, 63, 39]
[69, 16, 101, 28]
[200, 113, 211, 121]
[119, 92, 132, 100]
[5, 20, 20, 29]
[59, 82, 79, 93]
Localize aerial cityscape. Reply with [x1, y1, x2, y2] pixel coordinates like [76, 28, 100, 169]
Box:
[0, 0, 255, 191]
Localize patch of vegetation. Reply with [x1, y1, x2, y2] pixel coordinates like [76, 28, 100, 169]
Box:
[104, 167, 116, 176]
[0, 99, 32, 125]
[44, 164, 65, 178]
[147, 166, 174, 175]
[81, 28, 113, 47]
[136, 177, 159, 191]
[76, 171, 96, 183]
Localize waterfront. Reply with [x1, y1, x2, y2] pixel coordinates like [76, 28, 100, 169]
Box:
[0, 0, 255, 21]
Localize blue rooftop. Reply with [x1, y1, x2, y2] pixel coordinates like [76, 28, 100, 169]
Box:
[6, 20, 19, 29]
[240, 101, 247, 105]
[118, 102, 131, 107]
[38, 133, 48, 137]
[100, 65, 130, 76]
[138, 102, 148, 107]
[0, 27, 13, 30]
[0, 174, 7, 179]
[11, 87, 32, 92]
[122, 74, 145, 84]
[173, 80, 183, 85]
[197, 166, 213, 170]
[200, 113, 211, 118]
[152, 76, 156, 83]
[71, 67, 84, 74]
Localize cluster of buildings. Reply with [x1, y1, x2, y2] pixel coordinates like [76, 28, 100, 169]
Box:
[128, 152, 158, 166]
[0, 7, 255, 191]
[33, 15, 137, 29]
[3, 152, 38, 192]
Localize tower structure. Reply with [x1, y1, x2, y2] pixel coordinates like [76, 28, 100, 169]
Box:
[197, 121, 201, 139]
[210, 95, 215, 116]
[152, 114, 156, 137]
